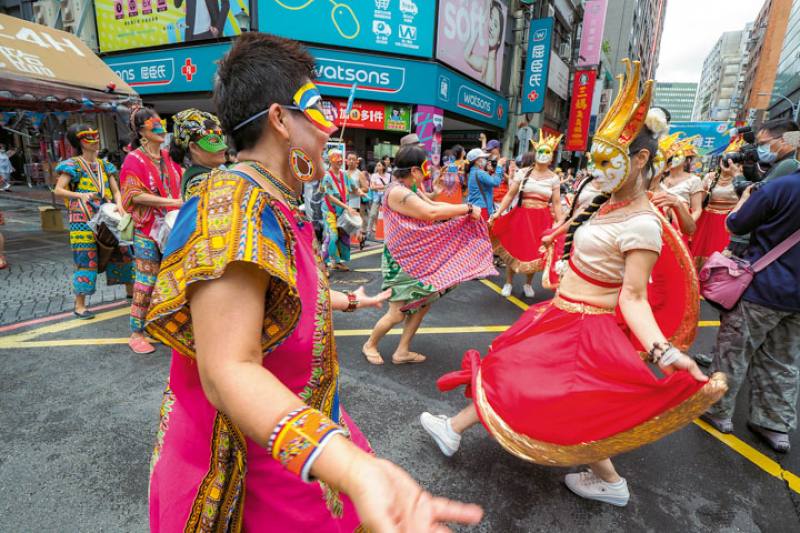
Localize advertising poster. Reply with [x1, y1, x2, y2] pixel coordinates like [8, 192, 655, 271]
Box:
[94, 0, 248, 53]
[565, 69, 597, 151]
[577, 0, 608, 67]
[436, 0, 508, 91]
[670, 121, 732, 155]
[260, 0, 435, 58]
[329, 99, 411, 132]
[520, 17, 553, 114]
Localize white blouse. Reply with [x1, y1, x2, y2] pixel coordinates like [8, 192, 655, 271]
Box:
[571, 210, 663, 285]
[513, 169, 558, 198]
[660, 175, 702, 205]
[702, 176, 738, 208]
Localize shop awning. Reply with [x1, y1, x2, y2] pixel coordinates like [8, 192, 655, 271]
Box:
[0, 13, 139, 111]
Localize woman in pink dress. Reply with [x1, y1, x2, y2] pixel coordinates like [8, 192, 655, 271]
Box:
[119, 107, 183, 353]
[144, 33, 482, 532]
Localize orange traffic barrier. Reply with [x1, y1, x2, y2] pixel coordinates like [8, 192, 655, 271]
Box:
[375, 208, 385, 241]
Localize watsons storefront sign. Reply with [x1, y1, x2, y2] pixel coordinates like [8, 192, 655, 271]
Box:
[102, 43, 507, 128]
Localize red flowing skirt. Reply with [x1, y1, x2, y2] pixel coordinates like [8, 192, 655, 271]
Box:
[438, 297, 727, 465]
[491, 206, 553, 273]
[690, 209, 731, 270]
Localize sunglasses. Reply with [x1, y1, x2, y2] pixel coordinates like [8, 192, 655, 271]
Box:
[233, 82, 337, 135]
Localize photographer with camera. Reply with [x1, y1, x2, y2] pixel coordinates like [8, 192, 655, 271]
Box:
[701, 122, 800, 454]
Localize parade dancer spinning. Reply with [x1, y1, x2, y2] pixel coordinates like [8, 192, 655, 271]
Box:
[420, 60, 726, 507]
[490, 131, 564, 298]
[362, 145, 497, 365]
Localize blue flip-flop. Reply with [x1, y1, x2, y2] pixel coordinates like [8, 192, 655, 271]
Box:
[73, 309, 96, 320]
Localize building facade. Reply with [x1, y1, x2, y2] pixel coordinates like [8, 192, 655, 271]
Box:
[692, 28, 750, 121]
[739, 0, 793, 123]
[770, 0, 800, 120]
[654, 82, 697, 121]
[602, 0, 668, 86]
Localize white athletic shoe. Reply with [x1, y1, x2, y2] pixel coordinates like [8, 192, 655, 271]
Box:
[523, 284, 535, 298]
[420, 412, 461, 457]
[564, 471, 630, 507]
[501, 283, 513, 297]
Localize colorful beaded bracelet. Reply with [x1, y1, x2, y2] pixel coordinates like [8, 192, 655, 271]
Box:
[268, 406, 344, 482]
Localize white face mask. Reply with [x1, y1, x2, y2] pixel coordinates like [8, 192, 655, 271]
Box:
[589, 139, 631, 193]
[535, 148, 553, 164]
[670, 155, 686, 169]
[475, 159, 487, 169]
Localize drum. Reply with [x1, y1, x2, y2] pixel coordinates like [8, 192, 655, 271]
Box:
[337, 210, 363, 235]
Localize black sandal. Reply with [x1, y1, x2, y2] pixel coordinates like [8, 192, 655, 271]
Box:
[73, 309, 96, 320]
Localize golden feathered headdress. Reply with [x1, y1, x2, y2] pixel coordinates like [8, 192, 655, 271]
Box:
[724, 137, 745, 154]
[531, 129, 563, 152]
[594, 59, 654, 149]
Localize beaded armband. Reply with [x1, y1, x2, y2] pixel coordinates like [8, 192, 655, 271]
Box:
[268, 407, 345, 482]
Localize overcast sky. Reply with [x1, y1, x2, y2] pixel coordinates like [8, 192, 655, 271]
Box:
[656, 0, 762, 83]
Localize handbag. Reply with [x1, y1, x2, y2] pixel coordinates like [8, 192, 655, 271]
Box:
[699, 227, 800, 310]
[118, 213, 134, 242]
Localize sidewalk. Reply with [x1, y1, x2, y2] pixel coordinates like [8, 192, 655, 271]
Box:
[0, 187, 59, 206]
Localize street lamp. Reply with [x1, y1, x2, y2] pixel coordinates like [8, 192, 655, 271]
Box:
[759, 91, 800, 123]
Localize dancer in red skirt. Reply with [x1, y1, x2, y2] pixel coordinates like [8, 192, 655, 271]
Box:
[490, 130, 564, 298]
[420, 61, 726, 507]
[690, 139, 741, 270]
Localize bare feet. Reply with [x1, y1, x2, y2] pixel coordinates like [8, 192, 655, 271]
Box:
[362, 342, 384, 365]
[392, 351, 427, 365]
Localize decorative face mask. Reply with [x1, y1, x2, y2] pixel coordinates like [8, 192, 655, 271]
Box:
[535, 146, 553, 164]
[290, 82, 337, 135]
[421, 159, 432, 179]
[670, 154, 686, 169]
[76, 129, 100, 144]
[144, 117, 166, 135]
[589, 139, 630, 193]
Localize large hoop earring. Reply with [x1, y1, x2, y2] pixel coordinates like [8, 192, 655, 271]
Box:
[289, 147, 315, 182]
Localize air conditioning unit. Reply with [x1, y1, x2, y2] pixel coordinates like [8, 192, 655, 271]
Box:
[559, 42, 571, 59]
[32, 3, 50, 25]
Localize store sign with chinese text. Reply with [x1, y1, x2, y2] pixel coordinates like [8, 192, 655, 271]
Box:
[521, 17, 553, 114]
[566, 69, 597, 151]
[93, 0, 248, 53]
[329, 98, 411, 132]
[577, 0, 607, 67]
[104, 43, 508, 128]
[670, 121, 732, 155]
[260, 0, 435, 58]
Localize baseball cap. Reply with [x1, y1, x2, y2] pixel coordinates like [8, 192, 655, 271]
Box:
[486, 139, 501, 150]
[466, 148, 490, 162]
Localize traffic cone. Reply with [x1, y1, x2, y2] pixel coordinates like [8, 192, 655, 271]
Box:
[375, 208, 385, 241]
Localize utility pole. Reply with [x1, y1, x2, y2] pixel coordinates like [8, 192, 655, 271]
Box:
[501, 0, 528, 158]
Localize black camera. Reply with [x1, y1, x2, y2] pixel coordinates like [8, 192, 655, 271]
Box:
[721, 126, 763, 193]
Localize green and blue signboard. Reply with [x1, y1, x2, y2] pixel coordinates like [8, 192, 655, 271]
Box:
[259, 0, 436, 58]
[521, 17, 553, 114]
[670, 121, 733, 155]
[104, 42, 508, 128]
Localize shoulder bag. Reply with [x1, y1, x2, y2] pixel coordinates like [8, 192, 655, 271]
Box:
[699, 226, 800, 310]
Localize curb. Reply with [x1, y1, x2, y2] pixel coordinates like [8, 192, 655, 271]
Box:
[0, 191, 60, 207]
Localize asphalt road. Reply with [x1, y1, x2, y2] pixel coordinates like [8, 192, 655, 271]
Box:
[1, 241, 799, 532]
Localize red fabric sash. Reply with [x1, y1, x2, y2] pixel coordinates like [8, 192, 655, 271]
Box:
[324, 169, 348, 212]
[568, 256, 623, 288]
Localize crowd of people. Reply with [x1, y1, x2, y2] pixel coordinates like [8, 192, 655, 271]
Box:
[2, 31, 798, 531]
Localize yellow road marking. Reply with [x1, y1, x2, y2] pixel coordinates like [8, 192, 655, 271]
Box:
[350, 247, 383, 260]
[0, 306, 130, 347]
[354, 268, 382, 272]
[694, 419, 800, 494]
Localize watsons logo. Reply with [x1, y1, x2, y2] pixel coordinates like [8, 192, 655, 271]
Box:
[457, 85, 495, 118]
[314, 57, 405, 94]
[107, 58, 175, 87]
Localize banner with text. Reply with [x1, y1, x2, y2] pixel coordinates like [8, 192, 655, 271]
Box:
[329, 99, 411, 132]
[260, 0, 435, 58]
[669, 121, 732, 155]
[94, 0, 247, 52]
[566, 69, 597, 151]
[577, 0, 607, 67]
[521, 17, 553, 114]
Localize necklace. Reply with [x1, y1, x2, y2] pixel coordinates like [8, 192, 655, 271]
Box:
[246, 161, 308, 225]
[598, 192, 645, 216]
[140, 142, 161, 162]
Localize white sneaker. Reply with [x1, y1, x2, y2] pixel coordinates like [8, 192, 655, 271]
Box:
[420, 412, 461, 457]
[564, 471, 630, 507]
[501, 283, 513, 297]
[523, 284, 535, 298]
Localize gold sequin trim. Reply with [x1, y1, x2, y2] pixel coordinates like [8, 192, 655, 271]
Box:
[552, 294, 614, 315]
[475, 369, 728, 466]
[705, 206, 734, 215]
